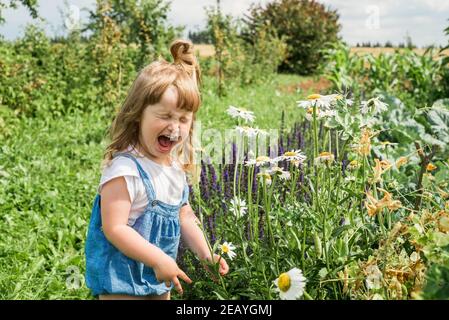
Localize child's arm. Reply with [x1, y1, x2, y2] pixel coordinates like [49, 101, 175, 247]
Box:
[100, 176, 192, 293]
[179, 204, 229, 276]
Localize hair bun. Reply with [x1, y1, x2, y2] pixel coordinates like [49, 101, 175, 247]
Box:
[170, 39, 201, 85]
[170, 39, 195, 65]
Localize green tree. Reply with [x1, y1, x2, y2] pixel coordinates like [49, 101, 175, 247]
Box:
[244, 0, 341, 75]
[0, 0, 38, 23]
[86, 0, 179, 70]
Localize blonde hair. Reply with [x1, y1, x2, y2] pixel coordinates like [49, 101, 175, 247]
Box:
[103, 39, 201, 181]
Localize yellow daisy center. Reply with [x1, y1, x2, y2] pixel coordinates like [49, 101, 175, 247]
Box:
[257, 172, 271, 180]
[278, 273, 291, 292]
[256, 156, 271, 163]
[307, 94, 321, 100]
[221, 244, 229, 253]
[319, 151, 332, 157]
[284, 151, 297, 157]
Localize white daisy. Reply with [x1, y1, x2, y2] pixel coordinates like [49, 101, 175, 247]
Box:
[360, 97, 388, 115]
[227, 105, 255, 123]
[304, 108, 336, 121]
[257, 171, 272, 185]
[274, 268, 307, 300]
[297, 93, 350, 111]
[268, 166, 291, 180]
[229, 197, 247, 217]
[314, 151, 335, 166]
[274, 150, 307, 163]
[299, 94, 333, 109]
[245, 155, 276, 167]
[220, 242, 236, 260]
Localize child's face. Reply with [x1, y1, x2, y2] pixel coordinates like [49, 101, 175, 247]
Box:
[139, 86, 193, 165]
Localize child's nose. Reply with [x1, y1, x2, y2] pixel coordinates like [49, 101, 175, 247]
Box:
[168, 120, 180, 131]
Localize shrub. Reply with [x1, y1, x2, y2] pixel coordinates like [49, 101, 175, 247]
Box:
[244, 0, 341, 75]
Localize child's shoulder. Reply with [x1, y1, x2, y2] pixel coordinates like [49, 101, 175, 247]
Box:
[101, 154, 141, 177]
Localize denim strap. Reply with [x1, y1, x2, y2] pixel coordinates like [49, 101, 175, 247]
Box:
[112, 152, 156, 202]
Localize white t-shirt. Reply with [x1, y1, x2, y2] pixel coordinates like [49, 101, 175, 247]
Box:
[98, 146, 188, 226]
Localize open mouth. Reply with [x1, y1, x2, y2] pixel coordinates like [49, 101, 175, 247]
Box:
[157, 134, 179, 152]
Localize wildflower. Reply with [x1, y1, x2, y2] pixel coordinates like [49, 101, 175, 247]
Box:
[371, 159, 383, 184]
[297, 94, 336, 110]
[314, 151, 335, 166]
[365, 189, 402, 217]
[268, 166, 291, 180]
[304, 107, 318, 121]
[395, 156, 408, 169]
[226, 105, 255, 123]
[229, 197, 247, 218]
[353, 127, 372, 156]
[378, 188, 402, 211]
[291, 159, 302, 168]
[348, 160, 360, 170]
[365, 264, 383, 290]
[257, 172, 272, 185]
[371, 159, 391, 184]
[273, 268, 307, 300]
[365, 192, 380, 217]
[360, 97, 388, 115]
[426, 163, 437, 171]
[304, 107, 336, 121]
[245, 155, 275, 167]
[220, 242, 236, 260]
[275, 149, 307, 163]
[379, 159, 392, 170]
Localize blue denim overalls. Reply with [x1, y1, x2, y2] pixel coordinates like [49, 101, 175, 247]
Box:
[84, 152, 189, 297]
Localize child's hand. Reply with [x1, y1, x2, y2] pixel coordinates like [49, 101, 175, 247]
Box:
[153, 254, 192, 295]
[202, 254, 229, 282]
[214, 254, 229, 276]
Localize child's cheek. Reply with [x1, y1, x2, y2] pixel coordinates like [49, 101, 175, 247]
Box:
[180, 125, 191, 141]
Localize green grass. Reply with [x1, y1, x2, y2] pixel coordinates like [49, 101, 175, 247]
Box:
[198, 74, 307, 131]
[0, 73, 305, 299]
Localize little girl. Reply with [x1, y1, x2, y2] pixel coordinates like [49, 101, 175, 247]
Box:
[84, 39, 229, 300]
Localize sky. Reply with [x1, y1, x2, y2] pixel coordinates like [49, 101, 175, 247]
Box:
[0, 0, 448, 47]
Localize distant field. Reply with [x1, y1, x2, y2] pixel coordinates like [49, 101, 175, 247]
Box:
[350, 47, 449, 57]
[194, 44, 449, 58]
